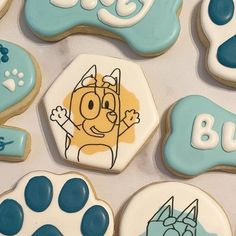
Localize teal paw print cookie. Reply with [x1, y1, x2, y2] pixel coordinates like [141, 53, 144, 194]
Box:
[0, 40, 41, 162]
[0, 171, 114, 235]
[24, 0, 182, 56]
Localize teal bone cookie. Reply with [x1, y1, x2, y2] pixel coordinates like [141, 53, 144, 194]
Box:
[24, 0, 182, 56]
[164, 95, 236, 177]
[0, 40, 40, 161]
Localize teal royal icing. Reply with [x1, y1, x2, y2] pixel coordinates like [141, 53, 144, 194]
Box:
[164, 95, 236, 176]
[0, 127, 27, 158]
[0, 40, 36, 113]
[24, 0, 182, 55]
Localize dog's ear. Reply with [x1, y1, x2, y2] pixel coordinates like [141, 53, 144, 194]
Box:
[74, 65, 97, 91]
[102, 68, 121, 94]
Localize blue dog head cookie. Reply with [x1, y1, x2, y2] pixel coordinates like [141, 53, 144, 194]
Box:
[0, 171, 114, 235]
[24, 0, 182, 56]
[164, 95, 236, 177]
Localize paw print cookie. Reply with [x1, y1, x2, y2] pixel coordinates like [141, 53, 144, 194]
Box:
[164, 95, 236, 177]
[44, 54, 159, 173]
[24, 0, 182, 56]
[0, 171, 114, 235]
[119, 182, 232, 236]
[0, 0, 11, 19]
[0, 40, 41, 162]
[199, 0, 236, 87]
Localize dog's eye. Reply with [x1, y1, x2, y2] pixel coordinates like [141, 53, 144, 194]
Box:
[80, 92, 100, 119]
[103, 93, 115, 111]
[88, 100, 94, 110]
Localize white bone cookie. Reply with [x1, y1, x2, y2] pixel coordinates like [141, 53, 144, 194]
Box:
[44, 54, 159, 173]
[119, 182, 232, 236]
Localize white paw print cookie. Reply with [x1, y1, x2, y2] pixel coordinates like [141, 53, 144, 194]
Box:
[3, 69, 25, 92]
[44, 54, 159, 173]
[199, 0, 236, 87]
[0, 171, 114, 235]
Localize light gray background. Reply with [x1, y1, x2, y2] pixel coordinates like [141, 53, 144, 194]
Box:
[1, 0, 236, 234]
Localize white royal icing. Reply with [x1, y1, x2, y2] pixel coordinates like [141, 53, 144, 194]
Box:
[119, 182, 232, 236]
[50, 0, 78, 8]
[222, 121, 236, 152]
[192, 114, 219, 150]
[50, 0, 154, 27]
[2, 78, 16, 92]
[44, 54, 159, 173]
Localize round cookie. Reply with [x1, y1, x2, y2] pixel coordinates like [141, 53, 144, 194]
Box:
[24, 0, 182, 57]
[119, 182, 232, 236]
[164, 95, 236, 177]
[198, 0, 236, 87]
[0, 0, 11, 19]
[0, 40, 41, 162]
[0, 171, 114, 235]
[44, 54, 159, 173]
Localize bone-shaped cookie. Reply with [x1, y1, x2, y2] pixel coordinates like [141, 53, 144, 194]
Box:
[0, 40, 41, 162]
[164, 95, 236, 177]
[24, 0, 182, 56]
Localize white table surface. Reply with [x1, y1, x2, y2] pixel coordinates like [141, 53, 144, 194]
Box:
[1, 0, 236, 234]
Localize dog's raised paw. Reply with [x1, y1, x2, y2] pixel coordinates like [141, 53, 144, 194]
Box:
[0, 171, 114, 235]
[200, 0, 236, 86]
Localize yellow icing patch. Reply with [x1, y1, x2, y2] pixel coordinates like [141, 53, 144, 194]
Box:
[63, 73, 139, 155]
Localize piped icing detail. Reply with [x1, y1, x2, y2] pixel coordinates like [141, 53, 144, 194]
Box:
[164, 95, 236, 177]
[0, 171, 114, 235]
[25, 0, 182, 56]
[44, 54, 159, 173]
[119, 182, 232, 236]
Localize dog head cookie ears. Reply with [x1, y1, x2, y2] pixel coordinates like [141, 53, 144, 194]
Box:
[119, 182, 232, 236]
[199, 0, 236, 87]
[164, 95, 236, 177]
[0, 171, 114, 235]
[44, 54, 159, 173]
[24, 0, 182, 56]
[0, 40, 41, 162]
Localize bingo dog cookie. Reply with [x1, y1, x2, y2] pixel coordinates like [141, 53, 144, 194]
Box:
[24, 0, 182, 56]
[199, 0, 236, 87]
[44, 54, 159, 173]
[0, 171, 114, 235]
[0, 40, 41, 162]
[119, 182, 232, 236]
[164, 95, 236, 177]
[0, 0, 11, 19]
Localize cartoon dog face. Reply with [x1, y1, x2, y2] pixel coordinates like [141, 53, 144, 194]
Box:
[69, 65, 121, 139]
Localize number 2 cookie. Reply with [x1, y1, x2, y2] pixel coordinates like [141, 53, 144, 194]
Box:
[199, 0, 236, 87]
[0, 40, 41, 162]
[164, 95, 236, 177]
[44, 54, 159, 173]
[0, 171, 114, 235]
[0, 0, 11, 19]
[24, 0, 182, 56]
[119, 182, 232, 236]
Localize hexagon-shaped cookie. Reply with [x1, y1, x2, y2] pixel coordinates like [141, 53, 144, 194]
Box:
[44, 54, 159, 173]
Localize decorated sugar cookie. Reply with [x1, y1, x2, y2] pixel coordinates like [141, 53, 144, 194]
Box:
[0, 40, 41, 162]
[119, 182, 232, 236]
[24, 0, 182, 56]
[0, 171, 114, 235]
[164, 95, 236, 177]
[44, 54, 158, 173]
[0, 0, 11, 19]
[199, 0, 236, 87]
